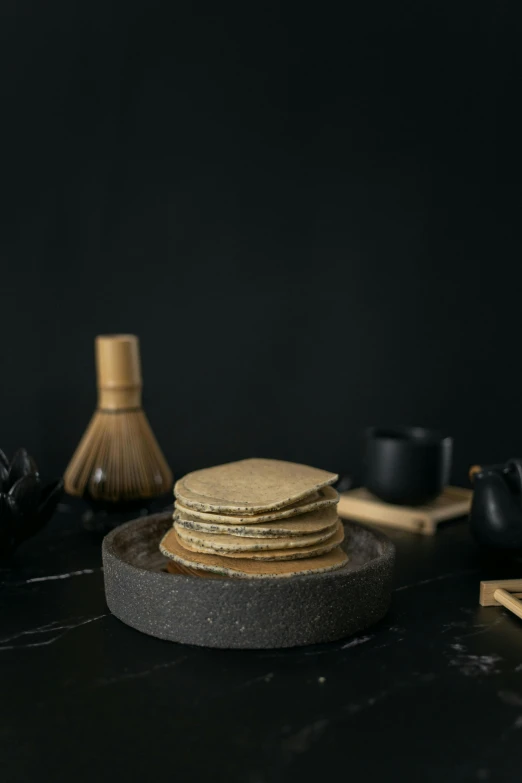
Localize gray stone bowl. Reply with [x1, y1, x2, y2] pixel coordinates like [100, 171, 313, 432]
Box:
[102, 513, 395, 649]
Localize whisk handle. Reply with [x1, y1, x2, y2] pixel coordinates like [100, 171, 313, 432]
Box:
[95, 335, 142, 411]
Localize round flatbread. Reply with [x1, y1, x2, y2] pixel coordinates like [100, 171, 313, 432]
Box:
[160, 528, 348, 579]
[174, 485, 339, 525]
[174, 521, 337, 552]
[171, 521, 344, 561]
[174, 458, 338, 513]
[174, 503, 338, 538]
[166, 560, 226, 579]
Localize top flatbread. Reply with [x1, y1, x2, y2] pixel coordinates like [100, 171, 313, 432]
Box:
[174, 458, 339, 513]
[174, 485, 339, 525]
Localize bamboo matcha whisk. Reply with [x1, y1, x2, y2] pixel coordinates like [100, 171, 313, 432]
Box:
[64, 335, 173, 504]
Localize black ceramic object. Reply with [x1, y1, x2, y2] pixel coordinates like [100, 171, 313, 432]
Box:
[364, 427, 453, 506]
[0, 448, 64, 558]
[103, 513, 395, 649]
[470, 459, 522, 549]
[335, 475, 354, 494]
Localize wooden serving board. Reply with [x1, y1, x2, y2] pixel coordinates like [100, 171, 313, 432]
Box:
[337, 486, 473, 535]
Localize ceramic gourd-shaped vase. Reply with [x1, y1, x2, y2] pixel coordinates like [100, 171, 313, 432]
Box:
[470, 459, 522, 549]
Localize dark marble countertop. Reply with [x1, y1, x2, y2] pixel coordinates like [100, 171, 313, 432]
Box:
[2, 501, 522, 783]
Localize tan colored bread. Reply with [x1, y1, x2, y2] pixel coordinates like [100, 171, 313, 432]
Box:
[171, 521, 344, 561]
[174, 502, 338, 538]
[166, 560, 226, 579]
[174, 520, 337, 552]
[174, 458, 338, 513]
[160, 528, 348, 578]
[174, 485, 338, 525]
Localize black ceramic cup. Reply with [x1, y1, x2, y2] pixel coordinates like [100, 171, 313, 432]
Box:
[364, 427, 453, 506]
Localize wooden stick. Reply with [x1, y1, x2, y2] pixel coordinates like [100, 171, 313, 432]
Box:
[480, 579, 522, 606]
[338, 487, 472, 535]
[493, 588, 522, 620]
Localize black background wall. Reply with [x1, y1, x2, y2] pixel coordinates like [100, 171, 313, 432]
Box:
[0, 1, 520, 486]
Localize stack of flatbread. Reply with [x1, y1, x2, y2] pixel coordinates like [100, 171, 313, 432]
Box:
[160, 458, 348, 578]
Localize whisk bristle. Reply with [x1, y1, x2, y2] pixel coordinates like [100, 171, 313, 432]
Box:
[64, 409, 172, 502]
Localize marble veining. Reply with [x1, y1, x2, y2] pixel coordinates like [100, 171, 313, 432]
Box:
[0, 614, 107, 651]
[395, 568, 479, 592]
[96, 656, 189, 686]
[11, 567, 101, 585]
[341, 634, 373, 649]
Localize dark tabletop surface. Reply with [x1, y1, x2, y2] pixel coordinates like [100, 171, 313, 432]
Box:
[2, 500, 522, 783]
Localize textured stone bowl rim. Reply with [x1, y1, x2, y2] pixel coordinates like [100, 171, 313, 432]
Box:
[104, 513, 394, 584]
